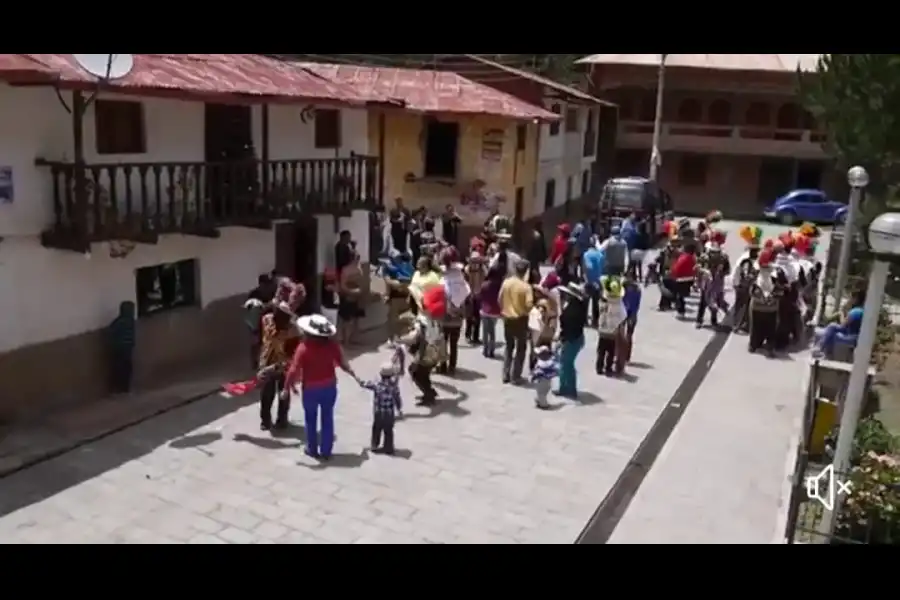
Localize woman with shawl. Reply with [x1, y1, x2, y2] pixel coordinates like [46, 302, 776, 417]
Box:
[435, 259, 471, 375]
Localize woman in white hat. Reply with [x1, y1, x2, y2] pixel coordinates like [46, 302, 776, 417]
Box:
[281, 313, 358, 461]
[556, 282, 588, 399]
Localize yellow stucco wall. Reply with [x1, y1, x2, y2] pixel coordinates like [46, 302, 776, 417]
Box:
[368, 110, 539, 225]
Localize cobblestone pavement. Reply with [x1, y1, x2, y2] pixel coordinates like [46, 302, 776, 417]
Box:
[0, 220, 804, 544]
[608, 226, 830, 544]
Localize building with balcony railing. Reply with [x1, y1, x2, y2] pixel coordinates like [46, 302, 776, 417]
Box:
[0, 54, 388, 418]
[580, 54, 830, 217]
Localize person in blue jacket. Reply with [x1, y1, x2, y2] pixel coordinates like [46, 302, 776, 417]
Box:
[582, 240, 605, 328]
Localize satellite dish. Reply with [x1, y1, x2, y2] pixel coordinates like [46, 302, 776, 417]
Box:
[73, 54, 134, 80]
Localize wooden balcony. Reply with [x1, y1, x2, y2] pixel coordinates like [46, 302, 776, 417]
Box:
[617, 120, 828, 160]
[38, 156, 380, 252]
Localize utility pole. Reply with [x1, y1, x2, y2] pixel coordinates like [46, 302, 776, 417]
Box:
[649, 53, 668, 182]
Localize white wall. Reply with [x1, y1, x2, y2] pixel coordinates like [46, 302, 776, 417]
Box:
[0, 84, 369, 351]
[536, 100, 598, 210]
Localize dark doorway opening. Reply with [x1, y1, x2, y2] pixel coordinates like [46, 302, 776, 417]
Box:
[796, 160, 824, 190]
[204, 103, 257, 219]
[275, 219, 319, 315]
[757, 157, 794, 206]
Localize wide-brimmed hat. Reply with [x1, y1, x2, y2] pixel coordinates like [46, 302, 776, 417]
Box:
[296, 314, 337, 338]
[559, 282, 586, 300]
[496, 232, 513, 241]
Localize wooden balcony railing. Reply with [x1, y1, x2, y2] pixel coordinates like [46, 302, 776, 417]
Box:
[38, 156, 380, 248]
[619, 121, 827, 144]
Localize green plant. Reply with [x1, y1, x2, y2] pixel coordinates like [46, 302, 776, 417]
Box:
[825, 416, 898, 465]
[836, 452, 900, 544]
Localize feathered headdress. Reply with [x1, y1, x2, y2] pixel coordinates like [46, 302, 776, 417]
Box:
[757, 249, 775, 269]
[666, 221, 679, 240]
[798, 222, 821, 239]
[739, 225, 763, 248]
[794, 234, 818, 257]
[705, 210, 724, 225]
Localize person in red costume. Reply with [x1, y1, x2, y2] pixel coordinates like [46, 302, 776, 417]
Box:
[669, 245, 697, 316]
[550, 224, 571, 265]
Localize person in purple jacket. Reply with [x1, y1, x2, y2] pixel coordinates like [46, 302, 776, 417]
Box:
[479, 265, 505, 358]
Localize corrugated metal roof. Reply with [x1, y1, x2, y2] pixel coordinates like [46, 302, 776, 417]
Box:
[576, 54, 822, 73]
[2, 54, 377, 105]
[0, 54, 56, 82]
[461, 54, 615, 106]
[300, 62, 561, 122]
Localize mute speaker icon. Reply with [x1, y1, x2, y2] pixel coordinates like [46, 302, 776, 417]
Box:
[805, 464, 853, 511]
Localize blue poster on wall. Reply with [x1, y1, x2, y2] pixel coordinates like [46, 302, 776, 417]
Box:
[0, 167, 12, 204]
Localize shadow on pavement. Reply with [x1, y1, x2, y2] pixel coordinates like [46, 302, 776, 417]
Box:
[0, 391, 259, 520]
[301, 449, 370, 470]
[232, 433, 303, 450]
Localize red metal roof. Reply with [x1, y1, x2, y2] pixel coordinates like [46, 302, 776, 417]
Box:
[301, 62, 560, 122]
[461, 54, 615, 107]
[0, 54, 56, 82]
[2, 54, 380, 106]
[576, 54, 822, 73]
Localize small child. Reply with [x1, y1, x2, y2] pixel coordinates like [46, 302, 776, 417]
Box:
[530, 345, 559, 410]
[357, 363, 404, 455]
[622, 273, 642, 364]
[528, 298, 556, 372]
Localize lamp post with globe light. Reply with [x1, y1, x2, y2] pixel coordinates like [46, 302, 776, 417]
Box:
[817, 212, 900, 540]
[833, 166, 870, 311]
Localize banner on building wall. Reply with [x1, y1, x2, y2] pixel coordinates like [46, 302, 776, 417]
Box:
[0, 167, 13, 204]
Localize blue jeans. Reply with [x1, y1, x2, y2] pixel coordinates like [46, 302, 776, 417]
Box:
[815, 324, 858, 356]
[302, 382, 338, 458]
[481, 316, 498, 356]
[558, 336, 585, 397]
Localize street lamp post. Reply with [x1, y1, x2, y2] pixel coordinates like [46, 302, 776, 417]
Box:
[648, 53, 668, 182]
[833, 166, 870, 311]
[816, 212, 900, 541]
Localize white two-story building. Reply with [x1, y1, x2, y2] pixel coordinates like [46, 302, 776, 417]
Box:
[537, 99, 605, 213]
[0, 54, 385, 418]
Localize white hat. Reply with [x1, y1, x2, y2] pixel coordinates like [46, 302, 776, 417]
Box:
[705, 241, 722, 253]
[296, 314, 337, 337]
[496, 232, 513, 241]
[559, 282, 586, 300]
[535, 345, 552, 355]
[379, 362, 398, 377]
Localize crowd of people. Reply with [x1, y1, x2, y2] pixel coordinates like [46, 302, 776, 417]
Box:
[230, 197, 831, 462]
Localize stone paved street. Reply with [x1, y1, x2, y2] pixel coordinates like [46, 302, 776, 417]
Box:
[608, 227, 830, 544]
[0, 221, 815, 544]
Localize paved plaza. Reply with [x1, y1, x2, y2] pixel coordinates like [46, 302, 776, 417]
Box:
[0, 222, 818, 544]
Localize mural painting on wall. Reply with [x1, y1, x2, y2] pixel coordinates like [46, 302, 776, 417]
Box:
[460, 179, 505, 222]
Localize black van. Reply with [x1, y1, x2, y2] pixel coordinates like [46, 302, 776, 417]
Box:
[599, 176, 673, 238]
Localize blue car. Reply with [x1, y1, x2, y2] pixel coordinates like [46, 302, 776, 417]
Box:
[763, 189, 846, 225]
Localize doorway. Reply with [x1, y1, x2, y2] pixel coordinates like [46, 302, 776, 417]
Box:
[204, 103, 256, 219]
[796, 160, 824, 190]
[274, 219, 319, 315]
[757, 158, 795, 206]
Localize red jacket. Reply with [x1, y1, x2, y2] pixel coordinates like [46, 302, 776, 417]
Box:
[670, 252, 697, 280]
[550, 234, 568, 265]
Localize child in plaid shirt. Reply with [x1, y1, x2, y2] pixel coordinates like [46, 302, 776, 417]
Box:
[530, 345, 559, 410]
[357, 363, 404, 455]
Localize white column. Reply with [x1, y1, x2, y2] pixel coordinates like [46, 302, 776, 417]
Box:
[350, 209, 371, 264]
[314, 214, 335, 273]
